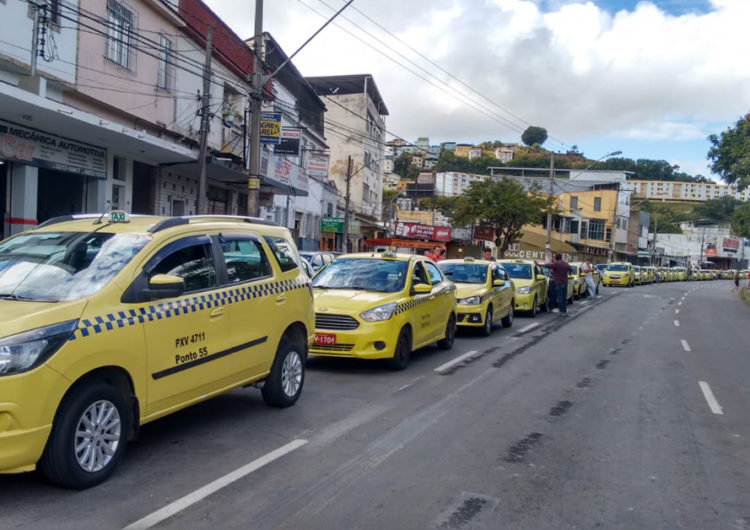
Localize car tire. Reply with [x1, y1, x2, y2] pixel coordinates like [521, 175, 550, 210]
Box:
[529, 296, 537, 318]
[596, 283, 600, 295]
[480, 306, 493, 337]
[386, 327, 412, 370]
[501, 303, 514, 328]
[437, 314, 457, 350]
[262, 335, 306, 408]
[539, 296, 549, 313]
[39, 381, 130, 489]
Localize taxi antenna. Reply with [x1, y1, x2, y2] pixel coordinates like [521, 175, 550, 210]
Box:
[94, 202, 113, 225]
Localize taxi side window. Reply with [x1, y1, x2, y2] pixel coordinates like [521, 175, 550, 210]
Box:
[493, 266, 506, 281]
[423, 261, 443, 286]
[412, 261, 429, 286]
[264, 236, 299, 273]
[219, 239, 271, 284]
[150, 243, 216, 292]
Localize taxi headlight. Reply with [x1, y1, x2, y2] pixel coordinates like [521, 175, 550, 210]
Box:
[0, 320, 78, 376]
[516, 286, 531, 294]
[360, 302, 398, 322]
[458, 296, 482, 305]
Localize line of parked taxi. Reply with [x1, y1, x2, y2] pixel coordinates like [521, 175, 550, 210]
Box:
[598, 262, 732, 287]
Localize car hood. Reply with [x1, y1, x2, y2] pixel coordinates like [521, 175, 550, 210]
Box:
[508, 278, 533, 288]
[313, 289, 401, 312]
[0, 299, 88, 338]
[454, 284, 487, 299]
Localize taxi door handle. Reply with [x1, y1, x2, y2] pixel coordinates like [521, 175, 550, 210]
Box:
[210, 307, 224, 318]
[276, 293, 287, 304]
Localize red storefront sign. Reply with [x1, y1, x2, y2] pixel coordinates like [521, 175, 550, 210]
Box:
[393, 222, 451, 242]
[722, 237, 740, 251]
[473, 226, 495, 241]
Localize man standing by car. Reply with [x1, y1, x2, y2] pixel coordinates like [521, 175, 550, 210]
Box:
[483, 248, 496, 261]
[427, 246, 445, 262]
[581, 259, 596, 298]
[537, 254, 572, 314]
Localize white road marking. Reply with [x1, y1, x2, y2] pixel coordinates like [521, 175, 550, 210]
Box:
[678, 302, 683, 306]
[674, 320, 680, 327]
[681, 340, 691, 352]
[518, 323, 540, 334]
[699, 381, 724, 415]
[435, 350, 480, 374]
[122, 439, 308, 530]
[397, 376, 425, 392]
[675, 309, 679, 314]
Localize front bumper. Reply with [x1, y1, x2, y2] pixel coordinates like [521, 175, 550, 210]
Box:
[0, 365, 67, 474]
[456, 302, 488, 327]
[603, 276, 630, 286]
[514, 292, 537, 311]
[310, 320, 400, 360]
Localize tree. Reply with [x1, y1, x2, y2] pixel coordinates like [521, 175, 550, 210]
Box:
[521, 126, 548, 147]
[393, 153, 413, 179]
[707, 113, 750, 189]
[419, 195, 459, 217]
[451, 178, 554, 256]
[694, 196, 742, 222]
[731, 203, 750, 238]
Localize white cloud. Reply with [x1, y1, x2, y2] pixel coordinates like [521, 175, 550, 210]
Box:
[205, 0, 750, 171]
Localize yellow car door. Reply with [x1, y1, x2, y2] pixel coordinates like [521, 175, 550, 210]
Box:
[408, 260, 434, 347]
[139, 235, 233, 416]
[490, 264, 512, 319]
[423, 260, 455, 340]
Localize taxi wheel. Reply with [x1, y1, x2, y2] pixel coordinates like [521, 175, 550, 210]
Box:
[501, 303, 514, 328]
[437, 314, 456, 350]
[39, 381, 130, 489]
[529, 297, 537, 318]
[386, 328, 412, 371]
[480, 306, 493, 337]
[539, 296, 549, 313]
[262, 336, 306, 408]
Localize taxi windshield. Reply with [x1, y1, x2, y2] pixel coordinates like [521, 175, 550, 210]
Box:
[503, 263, 532, 279]
[437, 263, 487, 284]
[312, 258, 408, 293]
[0, 231, 150, 302]
[570, 265, 579, 274]
[607, 264, 629, 271]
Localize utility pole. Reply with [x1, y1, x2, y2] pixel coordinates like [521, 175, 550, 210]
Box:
[341, 155, 352, 253]
[608, 183, 619, 263]
[545, 152, 555, 261]
[197, 26, 213, 215]
[29, 2, 41, 77]
[247, 0, 263, 218]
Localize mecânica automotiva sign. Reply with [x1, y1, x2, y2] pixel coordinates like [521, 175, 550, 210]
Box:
[0, 119, 106, 178]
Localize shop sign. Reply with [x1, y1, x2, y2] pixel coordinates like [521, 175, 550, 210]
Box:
[0, 119, 106, 178]
[722, 237, 739, 252]
[474, 226, 495, 241]
[260, 113, 282, 144]
[393, 221, 451, 242]
[451, 227, 473, 241]
[321, 216, 344, 233]
[504, 249, 575, 262]
[705, 248, 717, 257]
[274, 128, 301, 156]
[306, 154, 329, 179]
[272, 156, 309, 193]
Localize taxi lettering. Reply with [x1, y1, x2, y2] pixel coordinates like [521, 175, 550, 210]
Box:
[175, 331, 206, 348]
[175, 346, 208, 364]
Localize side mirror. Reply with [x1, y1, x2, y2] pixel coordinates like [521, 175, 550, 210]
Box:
[536, 274, 547, 281]
[145, 273, 185, 300]
[492, 279, 505, 287]
[412, 283, 432, 294]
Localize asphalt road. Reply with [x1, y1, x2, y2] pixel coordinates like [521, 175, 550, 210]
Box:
[2, 280, 749, 530]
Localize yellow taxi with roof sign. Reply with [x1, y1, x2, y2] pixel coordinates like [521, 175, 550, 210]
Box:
[0, 212, 314, 488]
[310, 252, 457, 370]
[437, 257, 515, 336]
[602, 262, 635, 287]
[498, 259, 549, 316]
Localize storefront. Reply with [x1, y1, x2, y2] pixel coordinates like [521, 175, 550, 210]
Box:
[501, 226, 579, 262]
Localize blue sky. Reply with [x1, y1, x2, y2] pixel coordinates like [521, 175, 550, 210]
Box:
[206, 0, 749, 182]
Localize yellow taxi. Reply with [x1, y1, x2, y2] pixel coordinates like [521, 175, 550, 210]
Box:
[644, 266, 656, 284]
[310, 252, 456, 370]
[569, 262, 601, 298]
[633, 266, 644, 285]
[0, 212, 314, 488]
[602, 262, 635, 287]
[498, 259, 549, 316]
[438, 258, 515, 336]
[673, 267, 688, 281]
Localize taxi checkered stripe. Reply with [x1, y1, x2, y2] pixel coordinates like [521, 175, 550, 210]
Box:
[395, 295, 431, 315]
[69, 277, 307, 340]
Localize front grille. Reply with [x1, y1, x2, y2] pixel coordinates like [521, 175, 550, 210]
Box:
[310, 343, 354, 352]
[457, 313, 467, 322]
[315, 313, 359, 330]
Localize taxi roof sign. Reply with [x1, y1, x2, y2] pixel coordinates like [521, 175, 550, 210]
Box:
[109, 210, 130, 223]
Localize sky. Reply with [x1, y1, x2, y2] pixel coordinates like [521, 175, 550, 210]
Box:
[203, 0, 750, 181]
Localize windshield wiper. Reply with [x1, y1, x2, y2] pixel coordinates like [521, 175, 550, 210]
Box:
[0, 293, 36, 300]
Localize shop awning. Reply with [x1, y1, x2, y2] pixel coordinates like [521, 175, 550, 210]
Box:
[363, 238, 441, 250]
[162, 156, 249, 184]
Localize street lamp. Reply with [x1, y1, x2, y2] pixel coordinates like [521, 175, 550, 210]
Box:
[545, 150, 622, 261]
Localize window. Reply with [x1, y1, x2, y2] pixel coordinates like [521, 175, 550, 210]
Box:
[588, 219, 605, 240]
[106, 0, 134, 69]
[219, 239, 271, 284]
[411, 262, 429, 287]
[594, 197, 601, 212]
[157, 34, 172, 90]
[264, 236, 299, 272]
[570, 196, 579, 209]
[150, 243, 217, 293]
[424, 261, 443, 286]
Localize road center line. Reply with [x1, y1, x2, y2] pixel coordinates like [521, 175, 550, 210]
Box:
[699, 381, 724, 415]
[518, 323, 540, 334]
[675, 309, 679, 314]
[435, 350, 479, 374]
[681, 340, 691, 352]
[122, 439, 308, 530]
[674, 320, 680, 327]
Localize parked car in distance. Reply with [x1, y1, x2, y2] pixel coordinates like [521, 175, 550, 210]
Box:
[299, 251, 339, 273]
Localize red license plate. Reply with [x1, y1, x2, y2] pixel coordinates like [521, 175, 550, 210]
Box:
[314, 333, 337, 346]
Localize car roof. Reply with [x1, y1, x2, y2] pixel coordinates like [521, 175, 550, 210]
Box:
[337, 252, 414, 262]
[439, 259, 494, 265]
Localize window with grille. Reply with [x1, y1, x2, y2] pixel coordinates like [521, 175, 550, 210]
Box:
[157, 34, 172, 90]
[106, 0, 134, 69]
[570, 196, 579, 209]
[593, 197, 601, 212]
[588, 219, 605, 240]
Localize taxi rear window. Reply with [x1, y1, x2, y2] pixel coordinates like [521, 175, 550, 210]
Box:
[312, 258, 408, 293]
[0, 232, 149, 301]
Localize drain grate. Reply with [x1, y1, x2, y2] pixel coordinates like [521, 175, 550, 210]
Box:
[549, 400, 573, 416]
[576, 377, 592, 388]
[504, 432, 544, 463]
[596, 360, 610, 369]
